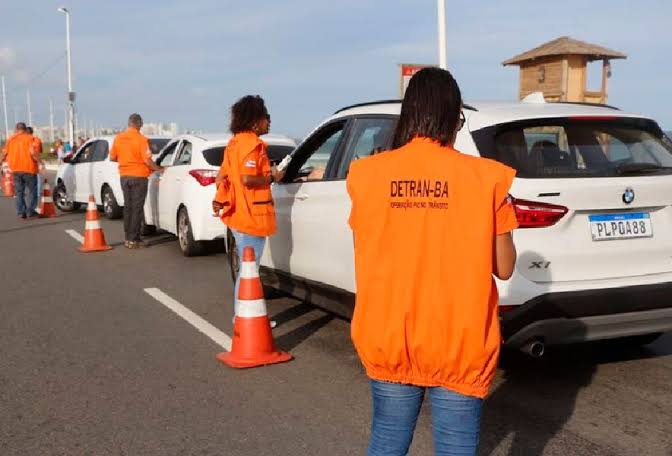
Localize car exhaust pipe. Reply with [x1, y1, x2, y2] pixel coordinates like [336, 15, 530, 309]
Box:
[520, 340, 545, 358]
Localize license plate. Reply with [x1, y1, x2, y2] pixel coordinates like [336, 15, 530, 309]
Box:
[589, 213, 652, 241]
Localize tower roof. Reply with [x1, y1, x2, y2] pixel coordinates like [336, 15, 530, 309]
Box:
[503, 36, 627, 66]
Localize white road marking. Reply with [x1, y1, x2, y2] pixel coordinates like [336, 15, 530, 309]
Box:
[144, 287, 232, 351]
[65, 229, 84, 243]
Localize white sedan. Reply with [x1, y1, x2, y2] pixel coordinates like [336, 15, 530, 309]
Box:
[54, 135, 171, 218]
[145, 133, 296, 256]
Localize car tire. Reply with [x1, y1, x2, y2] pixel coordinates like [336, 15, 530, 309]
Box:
[177, 207, 205, 257]
[227, 229, 239, 284]
[54, 182, 80, 212]
[102, 185, 123, 219]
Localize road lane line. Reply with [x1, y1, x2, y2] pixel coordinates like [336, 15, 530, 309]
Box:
[144, 287, 232, 351]
[65, 229, 84, 243]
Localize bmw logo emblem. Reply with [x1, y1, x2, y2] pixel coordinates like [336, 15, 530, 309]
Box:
[622, 188, 635, 205]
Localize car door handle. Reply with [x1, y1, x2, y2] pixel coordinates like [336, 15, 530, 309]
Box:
[296, 193, 309, 201]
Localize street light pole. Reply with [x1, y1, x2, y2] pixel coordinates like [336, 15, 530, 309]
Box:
[437, 0, 447, 70]
[26, 89, 32, 126]
[58, 6, 75, 148]
[1, 76, 8, 140]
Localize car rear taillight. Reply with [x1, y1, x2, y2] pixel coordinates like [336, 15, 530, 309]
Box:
[512, 198, 568, 228]
[189, 169, 218, 186]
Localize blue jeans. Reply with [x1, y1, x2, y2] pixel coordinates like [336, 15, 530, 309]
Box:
[35, 175, 42, 212]
[368, 380, 483, 456]
[13, 173, 38, 216]
[231, 229, 266, 316]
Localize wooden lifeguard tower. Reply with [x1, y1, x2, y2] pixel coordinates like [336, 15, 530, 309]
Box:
[503, 36, 627, 104]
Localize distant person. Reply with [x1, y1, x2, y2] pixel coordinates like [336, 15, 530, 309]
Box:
[213, 95, 284, 319]
[346, 68, 518, 456]
[110, 113, 164, 249]
[0, 122, 44, 219]
[53, 138, 65, 164]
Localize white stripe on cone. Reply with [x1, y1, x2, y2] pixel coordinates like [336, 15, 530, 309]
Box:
[236, 299, 268, 318]
[87, 201, 97, 210]
[85, 220, 101, 230]
[41, 196, 53, 203]
[239, 261, 259, 279]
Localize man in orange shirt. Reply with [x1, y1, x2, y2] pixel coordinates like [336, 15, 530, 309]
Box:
[347, 69, 517, 455]
[0, 122, 43, 219]
[110, 113, 164, 248]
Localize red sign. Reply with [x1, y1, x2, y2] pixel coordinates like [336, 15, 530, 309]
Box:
[399, 64, 435, 96]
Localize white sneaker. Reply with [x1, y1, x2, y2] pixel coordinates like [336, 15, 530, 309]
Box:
[270, 320, 277, 329]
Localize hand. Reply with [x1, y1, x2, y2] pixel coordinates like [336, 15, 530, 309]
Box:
[212, 200, 224, 215]
[271, 166, 285, 183]
[157, 166, 166, 174]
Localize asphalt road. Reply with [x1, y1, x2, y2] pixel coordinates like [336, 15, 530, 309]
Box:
[1, 172, 671, 456]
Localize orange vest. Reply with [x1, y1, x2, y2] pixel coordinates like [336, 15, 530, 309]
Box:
[110, 129, 152, 178]
[4, 132, 38, 174]
[346, 137, 518, 399]
[218, 132, 276, 237]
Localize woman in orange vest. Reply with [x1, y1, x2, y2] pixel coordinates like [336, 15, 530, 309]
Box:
[214, 95, 284, 317]
[347, 68, 518, 455]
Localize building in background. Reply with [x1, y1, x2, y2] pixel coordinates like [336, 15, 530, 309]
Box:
[503, 36, 627, 104]
[142, 122, 178, 137]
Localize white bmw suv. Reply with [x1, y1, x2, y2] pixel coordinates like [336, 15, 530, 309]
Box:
[231, 97, 672, 354]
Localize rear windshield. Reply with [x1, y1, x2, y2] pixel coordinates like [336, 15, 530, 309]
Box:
[149, 139, 170, 155]
[201, 144, 294, 167]
[472, 117, 672, 178]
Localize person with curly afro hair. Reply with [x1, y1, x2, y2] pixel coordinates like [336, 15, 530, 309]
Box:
[214, 95, 284, 319]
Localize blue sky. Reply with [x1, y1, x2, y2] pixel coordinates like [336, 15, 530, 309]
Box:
[0, 0, 670, 137]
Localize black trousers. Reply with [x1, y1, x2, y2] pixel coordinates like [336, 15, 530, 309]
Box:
[120, 176, 148, 242]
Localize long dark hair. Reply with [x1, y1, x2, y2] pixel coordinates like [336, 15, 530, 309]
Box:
[391, 67, 462, 148]
[230, 95, 269, 134]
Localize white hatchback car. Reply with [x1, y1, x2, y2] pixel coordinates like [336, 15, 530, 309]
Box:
[234, 97, 672, 354]
[146, 133, 296, 256]
[54, 135, 171, 218]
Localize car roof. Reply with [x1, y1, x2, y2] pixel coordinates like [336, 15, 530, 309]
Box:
[330, 99, 651, 131]
[93, 134, 172, 142]
[170, 133, 297, 149]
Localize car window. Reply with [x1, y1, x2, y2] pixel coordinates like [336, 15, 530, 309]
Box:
[267, 145, 294, 166]
[157, 141, 179, 167]
[90, 140, 109, 162]
[338, 117, 396, 178]
[73, 142, 96, 164]
[202, 146, 225, 166]
[149, 139, 169, 155]
[174, 141, 192, 166]
[474, 118, 672, 178]
[283, 121, 347, 183]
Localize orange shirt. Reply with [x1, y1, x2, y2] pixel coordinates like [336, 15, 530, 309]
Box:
[346, 137, 518, 399]
[32, 135, 43, 155]
[217, 132, 276, 237]
[109, 128, 152, 177]
[3, 132, 38, 174]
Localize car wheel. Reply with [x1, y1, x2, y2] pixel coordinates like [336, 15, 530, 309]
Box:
[102, 186, 123, 219]
[227, 229, 239, 284]
[177, 207, 205, 257]
[54, 182, 80, 212]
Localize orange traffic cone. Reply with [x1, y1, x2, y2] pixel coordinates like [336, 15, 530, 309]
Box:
[2, 165, 14, 197]
[217, 246, 292, 368]
[38, 178, 58, 218]
[79, 195, 112, 252]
